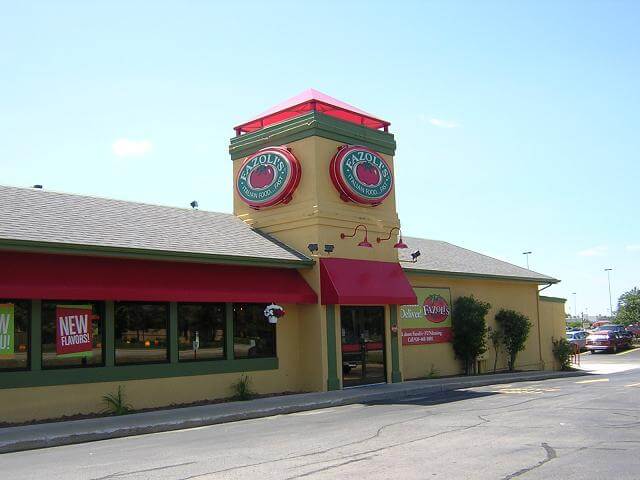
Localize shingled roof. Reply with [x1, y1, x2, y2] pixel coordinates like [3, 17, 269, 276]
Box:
[0, 185, 311, 266]
[401, 237, 558, 284]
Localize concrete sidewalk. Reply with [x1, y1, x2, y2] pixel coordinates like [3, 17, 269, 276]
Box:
[0, 370, 586, 454]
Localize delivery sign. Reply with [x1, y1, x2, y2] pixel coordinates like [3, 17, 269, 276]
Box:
[400, 288, 453, 345]
[0, 303, 14, 355]
[56, 305, 93, 356]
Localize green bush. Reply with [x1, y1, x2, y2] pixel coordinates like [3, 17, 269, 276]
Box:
[102, 386, 133, 415]
[553, 338, 573, 370]
[231, 374, 255, 401]
[452, 296, 491, 375]
[495, 309, 532, 371]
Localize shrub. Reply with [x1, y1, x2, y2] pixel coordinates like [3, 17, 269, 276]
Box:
[452, 296, 491, 375]
[231, 374, 255, 401]
[102, 386, 133, 415]
[553, 338, 573, 370]
[495, 309, 532, 371]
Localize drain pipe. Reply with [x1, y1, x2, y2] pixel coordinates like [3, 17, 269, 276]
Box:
[536, 283, 554, 370]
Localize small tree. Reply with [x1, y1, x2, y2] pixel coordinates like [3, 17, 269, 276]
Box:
[495, 309, 532, 371]
[552, 338, 573, 371]
[487, 326, 503, 373]
[616, 287, 640, 326]
[452, 296, 491, 375]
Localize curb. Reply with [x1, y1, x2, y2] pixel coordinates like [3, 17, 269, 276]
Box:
[0, 370, 586, 454]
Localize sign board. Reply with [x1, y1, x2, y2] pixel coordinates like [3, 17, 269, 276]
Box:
[56, 305, 93, 357]
[0, 303, 14, 355]
[236, 146, 302, 210]
[400, 287, 452, 345]
[330, 145, 393, 206]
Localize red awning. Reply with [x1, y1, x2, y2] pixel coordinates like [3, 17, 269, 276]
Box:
[0, 251, 317, 304]
[320, 258, 416, 305]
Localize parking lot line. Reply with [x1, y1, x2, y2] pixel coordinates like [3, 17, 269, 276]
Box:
[575, 378, 610, 384]
[616, 347, 640, 356]
[625, 382, 640, 387]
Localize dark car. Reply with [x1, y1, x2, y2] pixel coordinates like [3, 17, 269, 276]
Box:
[586, 330, 630, 354]
[625, 324, 640, 338]
[595, 325, 633, 348]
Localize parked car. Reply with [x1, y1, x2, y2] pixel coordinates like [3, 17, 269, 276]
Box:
[566, 331, 588, 351]
[625, 324, 640, 338]
[586, 331, 629, 353]
[595, 325, 633, 348]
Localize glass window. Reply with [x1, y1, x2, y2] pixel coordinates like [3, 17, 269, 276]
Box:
[233, 303, 276, 359]
[0, 300, 30, 371]
[115, 302, 169, 365]
[178, 303, 225, 362]
[42, 301, 105, 369]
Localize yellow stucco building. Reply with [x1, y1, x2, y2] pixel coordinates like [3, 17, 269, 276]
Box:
[0, 90, 566, 422]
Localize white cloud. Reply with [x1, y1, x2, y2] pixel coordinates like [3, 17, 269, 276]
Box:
[429, 118, 460, 129]
[627, 244, 640, 252]
[577, 245, 608, 257]
[112, 138, 153, 157]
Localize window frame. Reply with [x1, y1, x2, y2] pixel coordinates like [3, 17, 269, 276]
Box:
[41, 299, 106, 370]
[177, 302, 226, 363]
[232, 303, 277, 360]
[114, 301, 170, 366]
[0, 299, 31, 372]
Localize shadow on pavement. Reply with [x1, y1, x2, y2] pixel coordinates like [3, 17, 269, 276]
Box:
[366, 389, 499, 407]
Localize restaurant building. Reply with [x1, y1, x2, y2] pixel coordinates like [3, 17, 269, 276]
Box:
[0, 90, 566, 422]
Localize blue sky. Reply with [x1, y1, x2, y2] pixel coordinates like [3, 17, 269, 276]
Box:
[1, 1, 638, 317]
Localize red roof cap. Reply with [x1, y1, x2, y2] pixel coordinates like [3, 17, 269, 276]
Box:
[234, 89, 390, 135]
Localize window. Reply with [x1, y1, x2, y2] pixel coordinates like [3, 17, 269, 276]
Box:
[42, 301, 105, 369]
[115, 302, 169, 365]
[233, 303, 276, 358]
[178, 303, 225, 361]
[0, 300, 30, 371]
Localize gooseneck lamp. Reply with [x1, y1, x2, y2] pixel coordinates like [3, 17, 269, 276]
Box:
[377, 226, 408, 249]
[340, 224, 373, 248]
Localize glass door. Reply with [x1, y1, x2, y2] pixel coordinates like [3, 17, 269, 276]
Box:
[340, 306, 386, 387]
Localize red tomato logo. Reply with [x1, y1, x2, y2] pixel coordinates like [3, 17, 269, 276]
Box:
[249, 165, 275, 189]
[423, 295, 450, 323]
[355, 162, 381, 186]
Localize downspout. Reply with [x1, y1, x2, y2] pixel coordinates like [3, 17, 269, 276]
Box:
[536, 283, 554, 370]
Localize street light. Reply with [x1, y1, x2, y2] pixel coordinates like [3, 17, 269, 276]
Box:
[604, 268, 613, 318]
[522, 251, 532, 270]
[572, 292, 579, 329]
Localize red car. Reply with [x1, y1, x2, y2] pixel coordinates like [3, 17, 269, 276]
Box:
[586, 330, 630, 353]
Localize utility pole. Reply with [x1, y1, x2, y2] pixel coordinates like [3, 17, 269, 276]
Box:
[604, 268, 613, 319]
[523, 251, 532, 270]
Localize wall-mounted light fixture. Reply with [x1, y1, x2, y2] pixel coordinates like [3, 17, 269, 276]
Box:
[377, 226, 408, 249]
[340, 224, 372, 248]
[324, 244, 335, 254]
[307, 243, 319, 253]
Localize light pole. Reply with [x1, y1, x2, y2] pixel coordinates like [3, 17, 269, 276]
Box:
[572, 292, 579, 329]
[523, 251, 532, 270]
[604, 268, 613, 318]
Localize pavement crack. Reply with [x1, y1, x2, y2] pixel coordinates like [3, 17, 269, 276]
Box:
[90, 461, 197, 480]
[282, 456, 373, 480]
[500, 443, 556, 480]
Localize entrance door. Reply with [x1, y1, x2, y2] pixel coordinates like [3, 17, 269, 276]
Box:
[340, 306, 386, 387]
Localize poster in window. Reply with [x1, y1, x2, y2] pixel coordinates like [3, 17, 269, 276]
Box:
[400, 287, 453, 345]
[56, 305, 93, 357]
[0, 303, 14, 355]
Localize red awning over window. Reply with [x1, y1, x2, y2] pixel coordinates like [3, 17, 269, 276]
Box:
[0, 251, 317, 304]
[320, 258, 416, 305]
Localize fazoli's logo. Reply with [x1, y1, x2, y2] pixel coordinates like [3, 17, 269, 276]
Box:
[423, 294, 451, 323]
[330, 145, 393, 206]
[236, 146, 301, 209]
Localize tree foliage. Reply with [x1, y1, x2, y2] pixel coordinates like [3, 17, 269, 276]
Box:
[495, 309, 532, 371]
[616, 287, 640, 326]
[451, 296, 491, 375]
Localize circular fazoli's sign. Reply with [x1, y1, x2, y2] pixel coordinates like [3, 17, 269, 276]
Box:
[236, 146, 301, 209]
[330, 145, 393, 206]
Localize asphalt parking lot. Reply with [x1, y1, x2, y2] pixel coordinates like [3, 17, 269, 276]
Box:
[4, 350, 640, 480]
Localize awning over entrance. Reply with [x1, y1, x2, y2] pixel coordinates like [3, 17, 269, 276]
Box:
[0, 251, 318, 303]
[320, 258, 416, 305]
